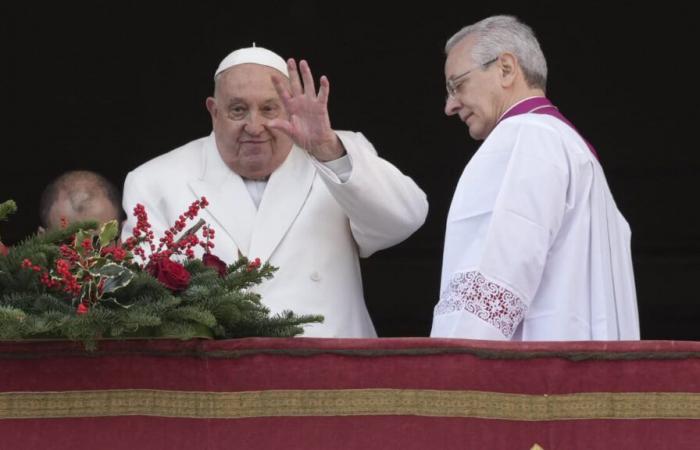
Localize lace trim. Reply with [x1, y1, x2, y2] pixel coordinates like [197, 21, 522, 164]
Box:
[434, 271, 527, 338]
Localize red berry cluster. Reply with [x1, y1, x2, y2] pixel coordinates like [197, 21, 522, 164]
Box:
[17, 195, 244, 315]
[246, 257, 262, 272]
[100, 245, 127, 261]
[23, 258, 81, 296]
[127, 197, 212, 266]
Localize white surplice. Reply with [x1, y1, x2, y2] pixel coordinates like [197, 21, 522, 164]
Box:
[431, 113, 639, 341]
[122, 131, 428, 338]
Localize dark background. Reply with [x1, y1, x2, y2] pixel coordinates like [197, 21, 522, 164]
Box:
[2, 2, 697, 339]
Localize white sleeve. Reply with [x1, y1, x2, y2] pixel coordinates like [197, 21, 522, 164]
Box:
[480, 123, 568, 302]
[432, 121, 569, 339]
[431, 311, 509, 340]
[431, 270, 528, 340]
[320, 154, 352, 182]
[311, 131, 429, 257]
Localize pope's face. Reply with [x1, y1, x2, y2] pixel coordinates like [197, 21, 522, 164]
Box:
[206, 64, 293, 180]
[443, 36, 502, 141]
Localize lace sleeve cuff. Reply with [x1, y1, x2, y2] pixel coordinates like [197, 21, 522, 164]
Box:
[434, 270, 527, 339]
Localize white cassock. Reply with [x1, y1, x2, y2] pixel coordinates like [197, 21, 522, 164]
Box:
[431, 113, 639, 341]
[122, 131, 428, 338]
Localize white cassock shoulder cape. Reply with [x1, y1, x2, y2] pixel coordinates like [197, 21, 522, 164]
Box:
[431, 114, 639, 341]
[122, 131, 428, 337]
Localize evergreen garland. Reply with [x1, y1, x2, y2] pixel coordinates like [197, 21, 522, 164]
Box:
[0, 199, 323, 350]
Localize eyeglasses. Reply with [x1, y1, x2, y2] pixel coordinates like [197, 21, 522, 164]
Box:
[445, 57, 499, 98]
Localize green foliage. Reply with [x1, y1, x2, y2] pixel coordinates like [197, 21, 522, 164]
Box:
[0, 199, 18, 244]
[0, 200, 17, 222]
[0, 227, 323, 349]
[98, 221, 119, 248]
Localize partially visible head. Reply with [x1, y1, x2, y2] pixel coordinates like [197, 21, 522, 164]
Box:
[39, 170, 123, 231]
[444, 15, 548, 140]
[206, 46, 294, 180]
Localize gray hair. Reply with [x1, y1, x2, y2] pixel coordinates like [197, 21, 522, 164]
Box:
[446, 15, 548, 91]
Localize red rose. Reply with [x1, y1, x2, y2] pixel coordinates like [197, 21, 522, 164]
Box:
[0, 241, 8, 256]
[148, 257, 191, 292]
[202, 253, 227, 278]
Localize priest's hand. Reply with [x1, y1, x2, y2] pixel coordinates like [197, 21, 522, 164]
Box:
[268, 59, 345, 162]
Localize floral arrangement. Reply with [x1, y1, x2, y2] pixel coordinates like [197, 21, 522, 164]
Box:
[0, 198, 322, 349]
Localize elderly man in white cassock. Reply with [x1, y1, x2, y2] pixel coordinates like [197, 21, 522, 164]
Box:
[431, 16, 639, 341]
[122, 46, 428, 338]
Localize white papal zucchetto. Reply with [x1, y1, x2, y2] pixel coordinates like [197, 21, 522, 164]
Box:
[214, 45, 289, 79]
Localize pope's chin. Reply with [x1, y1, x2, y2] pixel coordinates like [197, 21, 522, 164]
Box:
[239, 145, 269, 162]
[239, 158, 271, 178]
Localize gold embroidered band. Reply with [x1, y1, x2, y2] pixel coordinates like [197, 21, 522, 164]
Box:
[2, 389, 699, 420]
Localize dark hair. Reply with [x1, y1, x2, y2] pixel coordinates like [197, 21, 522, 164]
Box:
[39, 170, 124, 228]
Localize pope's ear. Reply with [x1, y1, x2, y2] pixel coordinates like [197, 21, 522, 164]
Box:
[205, 97, 218, 118]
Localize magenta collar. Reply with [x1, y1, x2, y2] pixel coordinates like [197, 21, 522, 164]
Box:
[498, 97, 598, 160]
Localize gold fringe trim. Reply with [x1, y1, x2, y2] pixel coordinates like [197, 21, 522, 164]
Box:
[1, 389, 699, 420]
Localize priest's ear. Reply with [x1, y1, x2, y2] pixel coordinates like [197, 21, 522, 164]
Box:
[497, 52, 518, 88]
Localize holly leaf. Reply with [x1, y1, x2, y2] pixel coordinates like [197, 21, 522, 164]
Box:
[74, 230, 92, 257]
[91, 262, 125, 278]
[93, 263, 135, 294]
[98, 220, 119, 249]
[79, 280, 93, 303]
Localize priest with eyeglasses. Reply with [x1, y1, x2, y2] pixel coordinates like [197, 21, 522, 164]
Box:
[431, 16, 639, 341]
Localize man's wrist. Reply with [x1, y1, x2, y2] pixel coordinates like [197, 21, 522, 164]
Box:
[312, 133, 346, 162]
